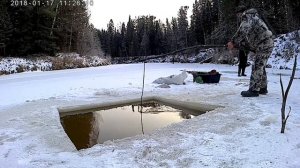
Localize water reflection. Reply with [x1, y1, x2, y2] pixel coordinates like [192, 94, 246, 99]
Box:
[60, 101, 199, 150]
[61, 112, 99, 149]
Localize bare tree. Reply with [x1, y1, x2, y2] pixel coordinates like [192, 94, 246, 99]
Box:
[280, 55, 297, 133]
[280, 31, 300, 133]
[77, 25, 104, 56]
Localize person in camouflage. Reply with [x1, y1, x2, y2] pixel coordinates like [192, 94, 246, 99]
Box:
[227, 6, 274, 97]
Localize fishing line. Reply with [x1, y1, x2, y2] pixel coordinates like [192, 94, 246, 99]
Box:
[140, 62, 146, 135]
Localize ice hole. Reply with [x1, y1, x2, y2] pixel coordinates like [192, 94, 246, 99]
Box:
[58, 97, 218, 150]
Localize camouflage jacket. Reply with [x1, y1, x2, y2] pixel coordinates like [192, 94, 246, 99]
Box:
[232, 8, 274, 52]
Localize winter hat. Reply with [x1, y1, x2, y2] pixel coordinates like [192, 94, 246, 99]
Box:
[236, 5, 247, 13]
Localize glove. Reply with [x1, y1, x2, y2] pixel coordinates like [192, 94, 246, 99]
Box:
[227, 41, 234, 50]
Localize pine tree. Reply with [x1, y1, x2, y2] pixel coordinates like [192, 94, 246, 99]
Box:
[190, 0, 205, 45]
[107, 19, 115, 57]
[98, 29, 110, 56]
[164, 19, 173, 52]
[7, 6, 35, 56]
[171, 17, 178, 51]
[141, 31, 149, 56]
[177, 6, 189, 49]
[125, 16, 135, 56]
[154, 20, 164, 54]
[147, 16, 156, 55]
[136, 16, 147, 55]
[120, 22, 127, 57]
[0, 0, 13, 56]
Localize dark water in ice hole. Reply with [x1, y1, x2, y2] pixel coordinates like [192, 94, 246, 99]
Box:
[60, 101, 204, 150]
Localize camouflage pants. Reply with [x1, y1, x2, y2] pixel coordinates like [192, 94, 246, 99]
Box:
[249, 50, 272, 92]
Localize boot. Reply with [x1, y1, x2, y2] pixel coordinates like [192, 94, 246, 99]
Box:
[241, 67, 246, 76]
[259, 88, 268, 95]
[241, 90, 259, 97]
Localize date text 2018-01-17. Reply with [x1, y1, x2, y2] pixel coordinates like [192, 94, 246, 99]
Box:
[10, 0, 94, 7]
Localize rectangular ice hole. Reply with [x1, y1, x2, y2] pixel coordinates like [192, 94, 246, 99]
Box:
[58, 97, 217, 150]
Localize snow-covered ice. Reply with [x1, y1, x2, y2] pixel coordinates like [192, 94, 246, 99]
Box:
[0, 62, 299, 168]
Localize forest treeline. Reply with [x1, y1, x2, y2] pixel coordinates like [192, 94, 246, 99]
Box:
[0, 0, 101, 57]
[0, 0, 299, 58]
[99, 0, 300, 58]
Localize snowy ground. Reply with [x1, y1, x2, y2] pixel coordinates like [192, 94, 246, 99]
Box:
[0, 63, 299, 168]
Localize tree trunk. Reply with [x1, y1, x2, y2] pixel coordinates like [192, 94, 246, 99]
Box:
[50, 4, 59, 37]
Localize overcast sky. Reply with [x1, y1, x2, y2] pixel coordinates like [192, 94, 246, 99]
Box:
[89, 0, 195, 30]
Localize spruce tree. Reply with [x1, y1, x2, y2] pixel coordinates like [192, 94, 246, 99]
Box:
[0, 0, 13, 56]
[177, 6, 189, 49]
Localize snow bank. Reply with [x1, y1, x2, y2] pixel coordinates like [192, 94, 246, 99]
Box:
[0, 57, 52, 74]
[268, 30, 300, 69]
[0, 53, 110, 75]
